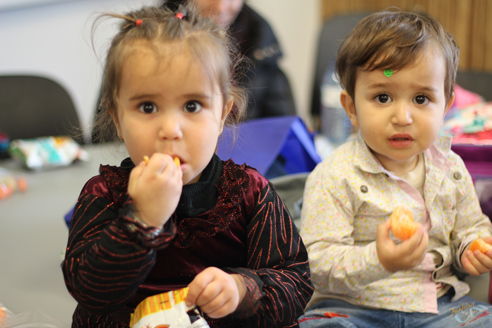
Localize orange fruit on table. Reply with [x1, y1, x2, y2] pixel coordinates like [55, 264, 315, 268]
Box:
[17, 177, 27, 192]
[390, 205, 418, 240]
[470, 239, 492, 253]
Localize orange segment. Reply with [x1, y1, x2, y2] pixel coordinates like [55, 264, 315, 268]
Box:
[470, 239, 492, 253]
[143, 156, 150, 165]
[390, 205, 418, 240]
[17, 177, 27, 192]
[174, 157, 180, 167]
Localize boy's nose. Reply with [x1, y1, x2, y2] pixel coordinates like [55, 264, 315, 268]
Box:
[391, 102, 413, 126]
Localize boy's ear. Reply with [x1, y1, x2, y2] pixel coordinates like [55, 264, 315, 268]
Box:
[340, 90, 359, 128]
[443, 92, 456, 117]
[219, 97, 234, 134]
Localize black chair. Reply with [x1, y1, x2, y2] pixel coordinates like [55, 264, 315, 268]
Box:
[310, 12, 370, 128]
[456, 70, 492, 101]
[0, 75, 84, 144]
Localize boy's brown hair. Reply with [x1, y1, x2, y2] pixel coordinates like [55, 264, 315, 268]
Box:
[335, 9, 459, 104]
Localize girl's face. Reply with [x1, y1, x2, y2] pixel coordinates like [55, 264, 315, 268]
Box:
[341, 50, 454, 176]
[194, 0, 244, 28]
[114, 43, 232, 185]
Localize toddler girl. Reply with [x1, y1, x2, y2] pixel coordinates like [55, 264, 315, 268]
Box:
[62, 3, 313, 327]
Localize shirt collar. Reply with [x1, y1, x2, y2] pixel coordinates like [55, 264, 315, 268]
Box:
[352, 132, 453, 176]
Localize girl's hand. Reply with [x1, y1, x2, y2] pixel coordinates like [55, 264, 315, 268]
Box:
[128, 153, 182, 229]
[461, 237, 492, 276]
[185, 267, 246, 319]
[376, 219, 428, 272]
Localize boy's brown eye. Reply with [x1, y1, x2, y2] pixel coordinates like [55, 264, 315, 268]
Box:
[414, 95, 428, 105]
[376, 94, 391, 103]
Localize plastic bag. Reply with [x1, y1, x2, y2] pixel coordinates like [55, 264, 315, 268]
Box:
[130, 288, 209, 328]
[8, 136, 89, 170]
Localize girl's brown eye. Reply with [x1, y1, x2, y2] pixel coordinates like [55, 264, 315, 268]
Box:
[139, 102, 157, 114]
[183, 101, 202, 113]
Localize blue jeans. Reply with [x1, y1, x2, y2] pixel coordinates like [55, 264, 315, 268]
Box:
[299, 290, 492, 328]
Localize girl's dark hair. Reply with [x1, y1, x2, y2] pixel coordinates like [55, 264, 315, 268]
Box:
[92, 1, 248, 143]
[335, 9, 459, 104]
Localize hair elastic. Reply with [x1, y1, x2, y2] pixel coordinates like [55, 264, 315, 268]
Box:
[384, 69, 393, 77]
[135, 19, 143, 26]
[175, 12, 184, 19]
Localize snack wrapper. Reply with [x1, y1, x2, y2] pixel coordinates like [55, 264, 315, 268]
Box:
[130, 288, 209, 328]
[8, 136, 89, 170]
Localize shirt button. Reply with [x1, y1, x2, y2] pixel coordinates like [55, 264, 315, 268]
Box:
[360, 185, 368, 193]
[453, 172, 462, 180]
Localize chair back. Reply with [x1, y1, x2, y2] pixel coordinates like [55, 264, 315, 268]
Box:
[310, 12, 370, 122]
[0, 75, 83, 144]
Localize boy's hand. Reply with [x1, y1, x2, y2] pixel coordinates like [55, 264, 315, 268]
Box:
[461, 237, 492, 276]
[128, 153, 182, 229]
[376, 219, 428, 272]
[186, 267, 246, 319]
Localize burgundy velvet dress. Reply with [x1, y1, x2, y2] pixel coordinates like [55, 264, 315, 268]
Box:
[62, 154, 313, 327]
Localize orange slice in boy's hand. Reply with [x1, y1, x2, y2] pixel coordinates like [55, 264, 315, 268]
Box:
[470, 239, 492, 253]
[143, 156, 150, 165]
[390, 205, 418, 240]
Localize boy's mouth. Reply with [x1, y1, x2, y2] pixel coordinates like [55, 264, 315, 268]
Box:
[389, 134, 413, 141]
[388, 134, 413, 148]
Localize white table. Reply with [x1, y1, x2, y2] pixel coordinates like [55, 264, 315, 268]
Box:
[0, 143, 126, 326]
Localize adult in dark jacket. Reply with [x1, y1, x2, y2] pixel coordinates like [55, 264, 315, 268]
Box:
[229, 3, 297, 119]
[168, 0, 297, 120]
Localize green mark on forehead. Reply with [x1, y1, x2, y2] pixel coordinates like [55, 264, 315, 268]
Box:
[384, 69, 393, 77]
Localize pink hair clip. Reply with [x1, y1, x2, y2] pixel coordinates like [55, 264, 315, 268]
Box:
[135, 19, 143, 26]
[175, 12, 184, 20]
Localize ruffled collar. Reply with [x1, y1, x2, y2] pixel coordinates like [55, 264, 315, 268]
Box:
[99, 155, 250, 248]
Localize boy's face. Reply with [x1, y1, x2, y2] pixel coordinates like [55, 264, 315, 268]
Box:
[341, 50, 454, 176]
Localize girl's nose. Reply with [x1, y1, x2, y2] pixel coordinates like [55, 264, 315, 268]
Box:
[158, 112, 182, 140]
[391, 102, 413, 126]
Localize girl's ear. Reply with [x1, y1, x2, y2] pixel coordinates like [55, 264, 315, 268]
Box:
[219, 97, 234, 135]
[341, 90, 359, 128]
[110, 109, 124, 141]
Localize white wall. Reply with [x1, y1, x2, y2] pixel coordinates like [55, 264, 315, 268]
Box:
[0, 0, 321, 142]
